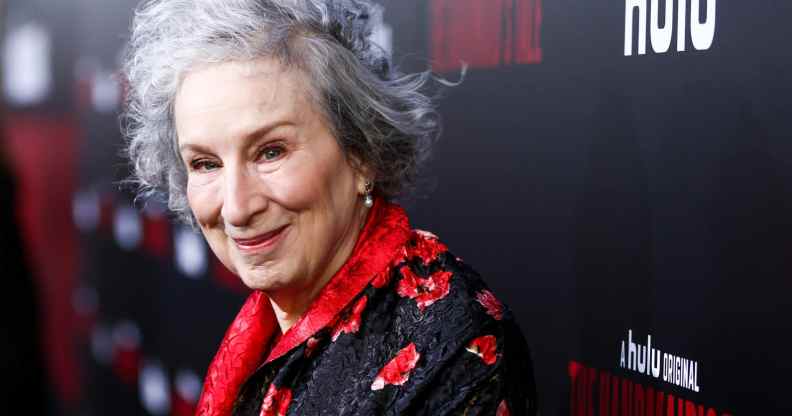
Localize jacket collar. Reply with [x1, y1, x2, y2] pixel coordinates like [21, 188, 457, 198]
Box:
[196, 197, 411, 415]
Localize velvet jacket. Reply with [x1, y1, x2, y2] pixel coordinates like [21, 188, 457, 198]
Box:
[195, 198, 537, 415]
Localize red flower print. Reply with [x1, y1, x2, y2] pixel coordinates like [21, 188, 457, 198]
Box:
[466, 335, 499, 365]
[259, 384, 292, 416]
[408, 230, 448, 265]
[414, 229, 439, 240]
[371, 342, 421, 391]
[497, 399, 511, 416]
[304, 336, 320, 358]
[476, 289, 504, 320]
[396, 266, 453, 312]
[331, 296, 368, 341]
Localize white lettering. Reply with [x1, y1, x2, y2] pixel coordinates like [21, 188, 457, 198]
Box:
[693, 361, 700, 392]
[650, 0, 673, 53]
[637, 344, 647, 373]
[681, 357, 688, 388]
[649, 335, 661, 378]
[624, 0, 647, 55]
[690, 0, 716, 50]
[676, 0, 687, 51]
[625, 0, 716, 56]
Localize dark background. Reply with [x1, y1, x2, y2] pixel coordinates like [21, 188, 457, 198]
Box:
[2, 0, 789, 414]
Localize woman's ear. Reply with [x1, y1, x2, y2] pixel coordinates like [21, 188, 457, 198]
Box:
[356, 170, 373, 195]
[349, 155, 374, 195]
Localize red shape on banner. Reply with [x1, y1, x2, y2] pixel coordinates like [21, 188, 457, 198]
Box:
[112, 346, 140, 385]
[654, 389, 665, 416]
[567, 361, 733, 416]
[568, 360, 593, 416]
[568, 361, 580, 415]
[431, 0, 542, 72]
[171, 389, 197, 416]
[142, 212, 171, 257]
[666, 393, 675, 416]
[586, 366, 596, 416]
[635, 383, 645, 416]
[622, 377, 634, 416]
[645, 386, 657, 416]
[98, 193, 115, 234]
[514, 0, 543, 64]
[5, 113, 82, 405]
[599, 371, 610, 416]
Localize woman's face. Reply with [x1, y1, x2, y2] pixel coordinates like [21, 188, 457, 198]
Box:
[174, 58, 368, 295]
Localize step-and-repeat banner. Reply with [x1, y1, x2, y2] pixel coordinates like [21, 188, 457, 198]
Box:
[4, 1, 790, 414]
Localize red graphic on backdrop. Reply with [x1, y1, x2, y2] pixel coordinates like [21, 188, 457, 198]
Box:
[431, 0, 543, 72]
[111, 346, 141, 386]
[568, 361, 733, 416]
[6, 114, 82, 405]
[142, 213, 171, 257]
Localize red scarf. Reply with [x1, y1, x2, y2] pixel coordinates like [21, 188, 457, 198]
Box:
[196, 197, 411, 415]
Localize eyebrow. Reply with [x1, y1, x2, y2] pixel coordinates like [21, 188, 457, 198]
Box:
[178, 120, 295, 154]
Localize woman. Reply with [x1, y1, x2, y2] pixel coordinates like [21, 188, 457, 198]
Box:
[123, 0, 537, 414]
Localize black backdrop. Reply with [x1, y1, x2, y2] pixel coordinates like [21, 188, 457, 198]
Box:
[4, 1, 791, 415]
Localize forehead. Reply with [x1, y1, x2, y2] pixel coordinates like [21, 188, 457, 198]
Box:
[174, 58, 317, 144]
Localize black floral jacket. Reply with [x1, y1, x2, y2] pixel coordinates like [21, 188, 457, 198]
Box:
[196, 199, 537, 415]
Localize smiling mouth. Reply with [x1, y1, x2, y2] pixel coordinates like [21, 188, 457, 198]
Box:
[232, 225, 289, 252]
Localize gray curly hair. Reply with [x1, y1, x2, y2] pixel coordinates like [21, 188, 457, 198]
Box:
[122, 0, 440, 224]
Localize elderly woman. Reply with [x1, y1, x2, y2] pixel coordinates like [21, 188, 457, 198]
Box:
[123, 0, 536, 414]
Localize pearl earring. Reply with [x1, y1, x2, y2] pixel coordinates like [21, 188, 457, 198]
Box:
[363, 181, 374, 208]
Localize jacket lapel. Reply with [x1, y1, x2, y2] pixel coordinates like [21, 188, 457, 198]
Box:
[196, 197, 411, 415]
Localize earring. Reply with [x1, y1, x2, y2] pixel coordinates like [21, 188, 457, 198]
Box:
[363, 181, 374, 208]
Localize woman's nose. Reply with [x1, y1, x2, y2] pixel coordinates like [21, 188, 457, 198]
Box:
[220, 164, 268, 227]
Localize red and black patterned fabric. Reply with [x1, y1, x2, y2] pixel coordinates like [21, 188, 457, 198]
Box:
[196, 198, 537, 415]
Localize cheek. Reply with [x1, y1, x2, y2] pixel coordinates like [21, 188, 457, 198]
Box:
[267, 163, 337, 211]
[186, 179, 221, 225]
[188, 183, 235, 271]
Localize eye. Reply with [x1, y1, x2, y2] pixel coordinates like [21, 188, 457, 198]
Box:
[190, 158, 221, 173]
[257, 144, 286, 162]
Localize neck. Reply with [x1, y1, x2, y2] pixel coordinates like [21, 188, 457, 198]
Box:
[267, 202, 370, 333]
[268, 296, 309, 334]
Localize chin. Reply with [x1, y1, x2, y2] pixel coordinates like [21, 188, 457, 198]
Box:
[238, 273, 270, 291]
[237, 268, 285, 292]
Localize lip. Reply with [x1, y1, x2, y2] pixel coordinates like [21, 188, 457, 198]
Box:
[232, 225, 289, 254]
